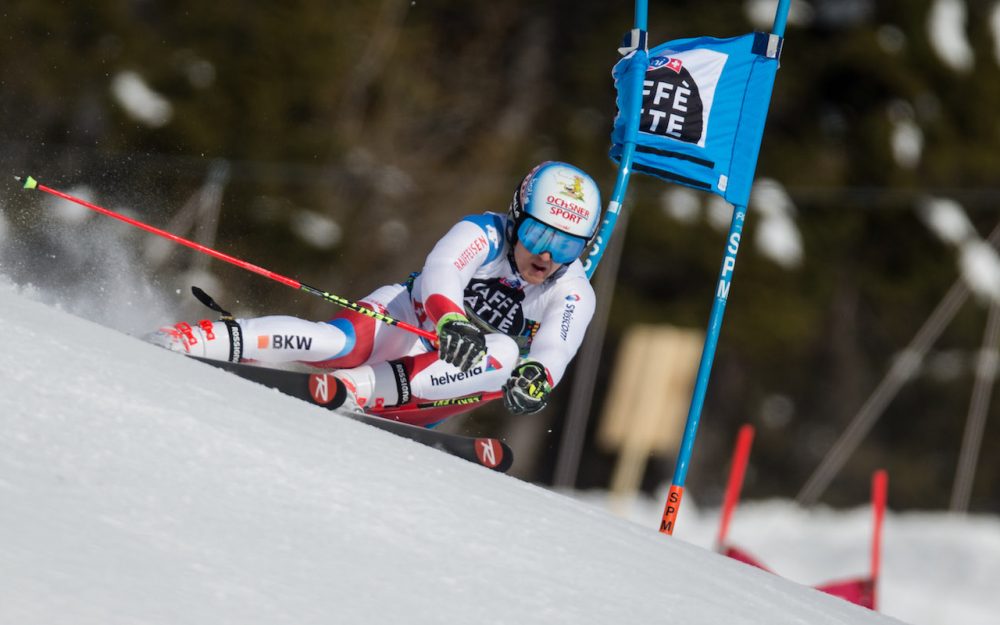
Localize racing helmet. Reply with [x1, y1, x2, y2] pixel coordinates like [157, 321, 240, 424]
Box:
[506, 161, 602, 264]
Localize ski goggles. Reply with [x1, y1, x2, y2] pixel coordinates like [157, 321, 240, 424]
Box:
[517, 216, 588, 264]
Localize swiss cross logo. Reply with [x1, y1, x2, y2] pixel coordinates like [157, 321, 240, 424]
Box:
[413, 300, 428, 325]
[475, 438, 504, 469]
[666, 57, 683, 73]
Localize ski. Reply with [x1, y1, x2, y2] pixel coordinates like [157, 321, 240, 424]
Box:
[189, 357, 513, 473]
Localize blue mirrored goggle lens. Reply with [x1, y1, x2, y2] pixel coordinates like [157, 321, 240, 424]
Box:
[517, 217, 587, 264]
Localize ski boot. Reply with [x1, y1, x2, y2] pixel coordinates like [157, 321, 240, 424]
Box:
[145, 318, 243, 363]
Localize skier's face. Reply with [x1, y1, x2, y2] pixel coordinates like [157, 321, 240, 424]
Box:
[513, 241, 561, 285]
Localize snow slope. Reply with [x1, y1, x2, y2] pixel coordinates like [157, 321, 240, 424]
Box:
[0, 279, 908, 624]
[599, 496, 1000, 625]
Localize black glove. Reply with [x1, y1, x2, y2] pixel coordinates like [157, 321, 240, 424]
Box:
[436, 313, 487, 372]
[502, 360, 552, 415]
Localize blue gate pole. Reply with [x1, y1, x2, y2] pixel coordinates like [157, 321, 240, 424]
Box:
[659, 0, 791, 536]
[582, 0, 647, 279]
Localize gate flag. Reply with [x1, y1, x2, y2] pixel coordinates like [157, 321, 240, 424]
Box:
[610, 32, 782, 208]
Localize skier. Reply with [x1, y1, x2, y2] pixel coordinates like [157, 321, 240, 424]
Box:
[148, 161, 601, 426]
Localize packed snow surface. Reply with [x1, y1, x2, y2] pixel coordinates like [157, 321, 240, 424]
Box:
[2, 279, 997, 624]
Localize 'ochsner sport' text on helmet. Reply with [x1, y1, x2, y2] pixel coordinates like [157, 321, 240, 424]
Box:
[507, 162, 602, 264]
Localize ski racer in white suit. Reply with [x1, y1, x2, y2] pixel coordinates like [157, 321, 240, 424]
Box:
[149, 161, 601, 427]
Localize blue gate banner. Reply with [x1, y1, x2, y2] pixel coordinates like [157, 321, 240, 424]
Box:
[610, 32, 782, 207]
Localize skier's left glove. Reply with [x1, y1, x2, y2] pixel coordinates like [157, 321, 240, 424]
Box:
[436, 313, 487, 372]
[502, 360, 552, 415]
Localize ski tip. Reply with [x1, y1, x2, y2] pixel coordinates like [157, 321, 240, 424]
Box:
[16, 175, 38, 190]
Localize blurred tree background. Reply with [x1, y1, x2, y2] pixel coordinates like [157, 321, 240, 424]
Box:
[2, 0, 1000, 513]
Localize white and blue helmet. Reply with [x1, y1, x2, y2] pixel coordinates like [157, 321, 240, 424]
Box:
[507, 161, 602, 264]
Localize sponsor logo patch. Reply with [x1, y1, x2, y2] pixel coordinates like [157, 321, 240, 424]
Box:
[308, 374, 338, 405]
[464, 278, 526, 336]
[641, 62, 704, 143]
[429, 365, 484, 387]
[643, 47, 727, 147]
[454, 235, 490, 271]
[546, 193, 591, 225]
[557, 171, 586, 202]
[390, 360, 411, 405]
[258, 335, 314, 350]
[475, 438, 504, 469]
[420, 395, 484, 408]
[463, 278, 539, 354]
[559, 304, 576, 341]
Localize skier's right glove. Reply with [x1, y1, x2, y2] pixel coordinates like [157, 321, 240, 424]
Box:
[436, 313, 487, 372]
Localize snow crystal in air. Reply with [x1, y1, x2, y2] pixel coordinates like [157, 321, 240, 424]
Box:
[991, 2, 1000, 66]
[743, 0, 814, 30]
[751, 178, 803, 269]
[960, 240, 1000, 303]
[291, 210, 342, 250]
[927, 0, 974, 72]
[110, 71, 174, 128]
[378, 218, 410, 252]
[47, 185, 95, 225]
[919, 197, 1000, 303]
[0, 203, 7, 246]
[706, 195, 734, 232]
[876, 24, 907, 55]
[888, 100, 923, 169]
[918, 196, 974, 246]
[660, 186, 701, 224]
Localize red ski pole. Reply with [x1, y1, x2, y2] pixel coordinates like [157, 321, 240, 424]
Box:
[16, 175, 437, 343]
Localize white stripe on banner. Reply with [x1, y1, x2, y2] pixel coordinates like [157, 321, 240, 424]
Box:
[766, 34, 781, 58]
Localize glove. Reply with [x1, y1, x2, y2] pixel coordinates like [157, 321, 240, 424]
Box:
[436, 313, 487, 372]
[502, 360, 552, 415]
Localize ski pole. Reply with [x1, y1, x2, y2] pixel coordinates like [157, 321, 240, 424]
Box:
[15, 175, 438, 342]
